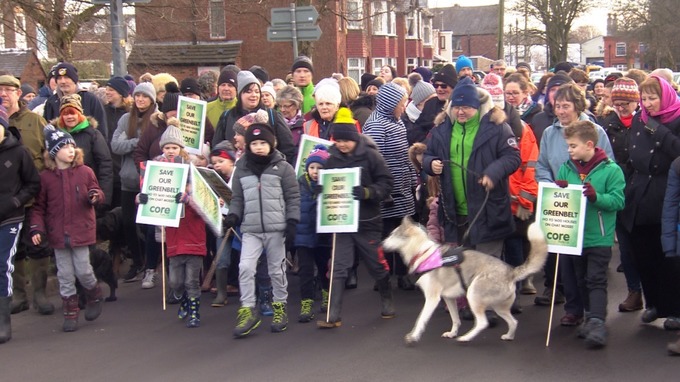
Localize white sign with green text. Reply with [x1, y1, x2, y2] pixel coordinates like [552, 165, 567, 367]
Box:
[316, 168, 360, 233]
[136, 161, 190, 228]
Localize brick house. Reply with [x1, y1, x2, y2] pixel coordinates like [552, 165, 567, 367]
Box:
[0, 49, 46, 90]
[128, 0, 434, 84]
[432, 4, 499, 62]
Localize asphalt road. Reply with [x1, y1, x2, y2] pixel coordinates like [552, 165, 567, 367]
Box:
[2, 259, 678, 382]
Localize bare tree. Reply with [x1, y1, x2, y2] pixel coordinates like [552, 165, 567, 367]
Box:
[511, 0, 593, 67]
[569, 25, 602, 44]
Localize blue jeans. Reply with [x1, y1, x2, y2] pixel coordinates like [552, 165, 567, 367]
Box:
[0, 222, 22, 297]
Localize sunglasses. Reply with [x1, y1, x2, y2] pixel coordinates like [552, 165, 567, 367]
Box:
[434, 83, 450, 89]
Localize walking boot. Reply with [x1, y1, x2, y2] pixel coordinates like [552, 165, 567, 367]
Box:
[298, 299, 314, 323]
[62, 295, 80, 332]
[377, 276, 396, 319]
[10, 259, 29, 314]
[618, 289, 643, 312]
[317, 280, 344, 328]
[83, 284, 103, 321]
[177, 292, 189, 320]
[0, 296, 11, 343]
[520, 275, 537, 295]
[186, 297, 200, 328]
[30, 257, 55, 315]
[345, 267, 358, 289]
[233, 306, 261, 338]
[211, 268, 229, 307]
[271, 302, 288, 332]
[319, 289, 329, 313]
[258, 287, 273, 317]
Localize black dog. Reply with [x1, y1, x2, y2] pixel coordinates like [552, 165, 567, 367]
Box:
[76, 247, 118, 308]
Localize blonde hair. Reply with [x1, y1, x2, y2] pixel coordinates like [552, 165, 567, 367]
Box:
[391, 77, 411, 96]
[338, 77, 361, 106]
[408, 142, 426, 172]
[43, 146, 84, 170]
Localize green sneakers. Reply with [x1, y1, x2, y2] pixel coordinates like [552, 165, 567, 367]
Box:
[298, 299, 314, 323]
[233, 307, 261, 338]
[271, 302, 288, 332]
[319, 289, 328, 313]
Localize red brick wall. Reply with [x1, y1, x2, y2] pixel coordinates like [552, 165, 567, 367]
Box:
[456, 34, 498, 60]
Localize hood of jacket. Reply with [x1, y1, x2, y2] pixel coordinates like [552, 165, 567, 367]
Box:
[50, 115, 99, 131]
[434, 86, 507, 126]
[374, 83, 406, 120]
[0, 131, 22, 153]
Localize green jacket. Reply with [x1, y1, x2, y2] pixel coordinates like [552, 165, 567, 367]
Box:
[556, 157, 625, 248]
[299, 83, 315, 114]
[8, 103, 47, 171]
[206, 98, 236, 128]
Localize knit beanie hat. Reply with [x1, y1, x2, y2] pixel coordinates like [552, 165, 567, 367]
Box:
[159, 124, 184, 148]
[133, 82, 157, 102]
[412, 66, 433, 84]
[44, 124, 76, 158]
[360, 73, 377, 91]
[106, 76, 130, 98]
[54, 62, 79, 83]
[20, 83, 36, 97]
[180, 77, 201, 97]
[59, 94, 84, 114]
[0, 105, 8, 129]
[455, 55, 474, 74]
[546, 72, 573, 97]
[261, 84, 277, 100]
[291, 56, 314, 73]
[160, 92, 180, 114]
[314, 79, 342, 105]
[245, 122, 276, 149]
[611, 77, 640, 103]
[480, 73, 504, 108]
[604, 72, 623, 85]
[237, 70, 260, 95]
[553, 62, 573, 73]
[234, 110, 270, 136]
[218, 70, 238, 87]
[249, 66, 269, 84]
[409, 78, 436, 106]
[451, 77, 480, 109]
[210, 140, 236, 161]
[365, 78, 385, 91]
[152, 73, 178, 94]
[432, 64, 457, 88]
[330, 107, 359, 142]
[305, 144, 330, 170]
[516, 62, 532, 72]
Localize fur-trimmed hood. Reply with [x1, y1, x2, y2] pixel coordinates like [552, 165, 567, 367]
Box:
[50, 115, 99, 131]
[150, 111, 179, 129]
[434, 86, 507, 126]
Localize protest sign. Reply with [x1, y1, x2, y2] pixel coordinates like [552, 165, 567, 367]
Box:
[316, 168, 360, 233]
[136, 161, 189, 227]
[190, 164, 223, 236]
[535, 182, 587, 255]
[294, 134, 332, 178]
[177, 96, 207, 156]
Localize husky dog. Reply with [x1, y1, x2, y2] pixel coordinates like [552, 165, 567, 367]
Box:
[382, 217, 548, 344]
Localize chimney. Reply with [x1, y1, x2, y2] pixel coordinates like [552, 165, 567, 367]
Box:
[607, 13, 618, 36]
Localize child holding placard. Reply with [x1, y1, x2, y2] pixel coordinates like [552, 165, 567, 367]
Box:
[554, 120, 625, 349]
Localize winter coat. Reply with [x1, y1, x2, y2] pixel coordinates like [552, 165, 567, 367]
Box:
[661, 157, 680, 256]
[509, 122, 539, 215]
[530, 105, 555, 144]
[52, 116, 113, 207]
[294, 174, 329, 248]
[325, 135, 394, 232]
[349, 94, 375, 129]
[427, 197, 444, 244]
[229, 150, 300, 233]
[8, 101, 47, 170]
[536, 113, 614, 183]
[27, 85, 52, 111]
[31, 157, 104, 249]
[165, 203, 206, 257]
[207, 97, 236, 128]
[212, 107, 297, 165]
[134, 112, 171, 166]
[621, 113, 680, 231]
[362, 83, 415, 219]
[518, 101, 543, 132]
[0, 133, 41, 226]
[104, 103, 130, 192]
[601, 111, 633, 178]
[111, 112, 143, 192]
[415, 96, 447, 141]
[423, 89, 521, 245]
[556, 155, 625, 248]
[44, 90, 108, 142]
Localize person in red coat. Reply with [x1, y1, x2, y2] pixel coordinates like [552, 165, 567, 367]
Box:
[30, 125, 105, 333]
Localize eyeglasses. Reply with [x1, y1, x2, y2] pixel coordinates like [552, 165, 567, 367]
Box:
[433, 83, 449, 89]
[452, 106, 476, 113]
[613, 102, 631, 109]
[0, 87, 17, 94]
[280, 103, 297, 110]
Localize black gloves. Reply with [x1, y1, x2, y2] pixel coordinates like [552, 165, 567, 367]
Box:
[285, 220, 297, 250]
[137, 193, 149, 204]
[312, 184, 323, 195]
[224, 213, 240, 229]
[352, 186, 371, 200]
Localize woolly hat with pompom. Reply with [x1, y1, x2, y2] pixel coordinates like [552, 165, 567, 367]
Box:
[159, 124, 184, 148]
[408, 73, 436, 106]
[480, 73, 505, 108]
[330, 107, 359, 142]
[305, 144, 330, 170]
[152, 73, 178, 94]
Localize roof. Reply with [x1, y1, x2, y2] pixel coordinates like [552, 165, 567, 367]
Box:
[127, 41, 242, 65]
[0, 49, 44, 77]
[432, 5, 499, 36]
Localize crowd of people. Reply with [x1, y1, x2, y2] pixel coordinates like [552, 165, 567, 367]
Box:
[1, 56, 680, 355]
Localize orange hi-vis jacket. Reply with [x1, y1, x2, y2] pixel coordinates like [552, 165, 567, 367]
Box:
[509, 121, 539, 215]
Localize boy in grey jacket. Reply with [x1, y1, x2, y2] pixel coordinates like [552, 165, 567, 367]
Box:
[225, 123, 300, 338]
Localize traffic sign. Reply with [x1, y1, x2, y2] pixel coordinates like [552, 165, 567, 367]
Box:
[271, 5, 319, 27]
[267, 24, 322, 42]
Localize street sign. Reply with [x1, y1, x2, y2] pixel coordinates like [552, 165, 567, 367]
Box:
[271, 5, 319, 27]
[267, 24, 322, 42]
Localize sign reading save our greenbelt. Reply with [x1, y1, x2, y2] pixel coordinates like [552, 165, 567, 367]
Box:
[177, 96, 207, 156]
[316, 168, 360, 233]
[294, 134, 332, 178]
[189, 164, 222, 237]
[136, 161, 189, 228]
[535, 182, 587, 255]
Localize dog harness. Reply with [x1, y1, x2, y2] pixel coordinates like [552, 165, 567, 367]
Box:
[409, 245, 468, 290]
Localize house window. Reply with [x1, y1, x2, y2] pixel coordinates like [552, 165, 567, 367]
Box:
[347, 0, 363, 30]
[373, 58, 386, 75]
[14, 12, 27, 49]
[209, 0, 226, 39]
[616, 42, 626, 57]
[422, 17, 432, 45]
[407, 58, 417, 73]
[348, 58, 366, 83]
[452, 36, 462, 52]
[406, 11, 419, 39]
[439, 35, 446, 49]
[639, 42, 647, 54]
[37, 26, 49, 60]
[0, 22, 5, 49]
[422, 59, 432, 68]
[372, 1, 396, 36]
